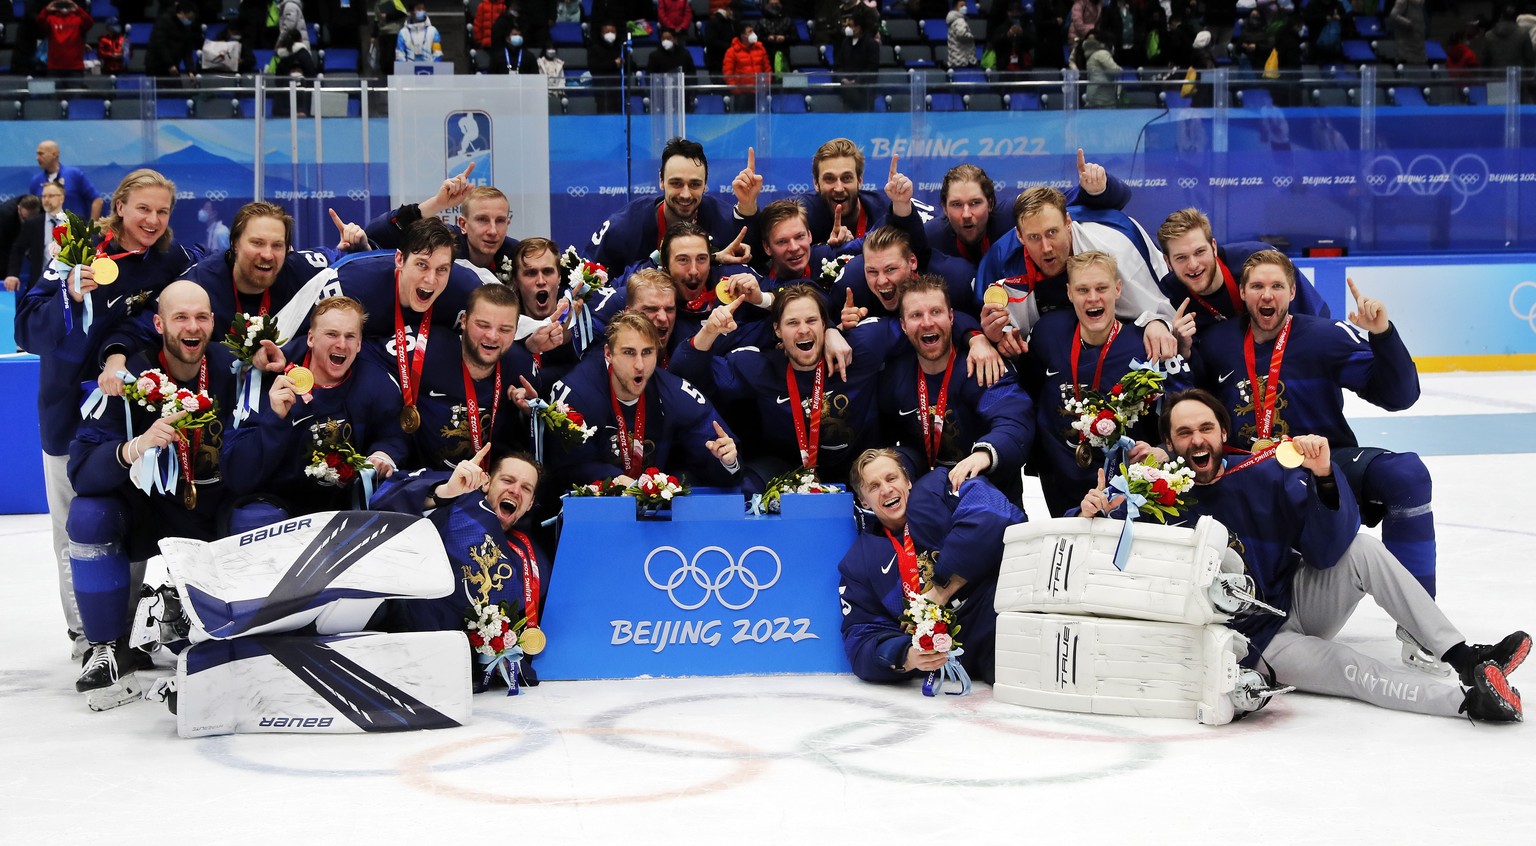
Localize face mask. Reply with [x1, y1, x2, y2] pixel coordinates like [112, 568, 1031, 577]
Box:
[661, 38, 674, 50]
[545, 48, 557, 58]
[413, 11, 427, 21]
[843, 26, 855, 37]
[746, 32, 758, 44]
[509, 34, 523, 46]
[180, 15, 192, 26]
[603, 31, 616, 43]
[198, 209, 212, 223]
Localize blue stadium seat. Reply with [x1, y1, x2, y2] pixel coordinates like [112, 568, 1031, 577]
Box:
[769, 93, 807, 113]
[1341, 40, 1375, 63]
[921, 19, 947, 43]
[551, 21, 584, 45]
[156, 97, 192, 118]
[64, 98, 107, 119]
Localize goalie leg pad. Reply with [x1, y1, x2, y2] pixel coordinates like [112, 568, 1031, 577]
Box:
[994, 612, 1254, 726]
[68, 496, 133, 644]
[162, 511, 455, 641]
[996, 515, 1243, 625]
[174, 630, 472, 737]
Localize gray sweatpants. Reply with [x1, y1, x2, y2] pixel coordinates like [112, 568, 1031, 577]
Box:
[1262, 534, 1466, 717]
[43, 451, 81, 636]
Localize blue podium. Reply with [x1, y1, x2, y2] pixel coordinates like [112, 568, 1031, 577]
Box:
[538, 491, 858, 679]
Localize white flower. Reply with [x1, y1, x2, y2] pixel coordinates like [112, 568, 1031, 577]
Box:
[660, 489, 673, 500]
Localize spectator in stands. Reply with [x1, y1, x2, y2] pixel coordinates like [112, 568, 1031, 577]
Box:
[705, 6, 734, 76]
[1303, 0, 1346, 64]
[1185, 29, 1217, 107]
[658, 0, 692, 42]
[946, 0, 978, 68]
[555, 0, 583, 22]
[1479, 6, 1533, 71]
[991, 14, 1035, 71]
[1446, 26, 1481, 80]
[96, 17, 127, 75]
[588, 21, 626, 111]
[647, 27, 697, 75]
[37, 0, 92, 79]
[1069, 0, 1100, 46]
[724, 22, 771, 111]
[758, 0, 798, 72]
[490, 20, 540, 73]
[1101, 0, 1143, 66]
[1032, 0, 1067, 69]
[374, 0, 409, 71]
[144, 2, 202, 77]
[474, 0, 508, 50]
[1081, 32, 1120, 107]
[397, 2, 444, 62]
[270, 0, 317, 76]
[1385, 0, 1427, 66]
[1205, 0, 1238, 61]
[1232, 6, 1272, 72]
[538, 42, 566, 89]
[835, 14, 880, 110]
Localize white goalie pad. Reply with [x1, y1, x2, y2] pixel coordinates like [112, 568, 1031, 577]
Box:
[160, 511, 454, 642]
[993, 612, 1254, 726]
[995, 515, 1254, 625]
[174, 630, 472, 738]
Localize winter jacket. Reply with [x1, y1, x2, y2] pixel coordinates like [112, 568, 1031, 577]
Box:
[1082, 37, 1120, 107]
[723, 36, 770, 91]
[946, 9, 977, 67]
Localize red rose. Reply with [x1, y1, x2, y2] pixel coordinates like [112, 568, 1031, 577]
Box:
[1095, 409, 1116, 421]
[198, 396, 212, 412]
[566, 410, 584, 425]
[646, 467, 660, 475]
[933, 621, 948, 634]
[468, 631, 484, 647]
[338, 464, 355, 481]
[52, 224, 66, 243]
[500, 619, 510, 634]
[667, 476, 678, 486]
[919, 634, 934, 650]
[1111, 384, 1124, 395]
[489, 635, 505, 652]
[1158, 488, 1177, 506]
[325, 453, 341, 467]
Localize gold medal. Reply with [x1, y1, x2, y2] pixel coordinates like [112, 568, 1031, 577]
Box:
[90, 257, 119, 286]
[983, 283, 1009, 307]
[715, 279, 735, 304]
[183, 482, 198, 510]
[286, 365, 315, 395]
[1075, 441, 1093, 468]
[518, 627, 546, 655]
[1274, 440, 1304, 469]
[401, 405, 421, 433]
[1253, 438, 1275, 452]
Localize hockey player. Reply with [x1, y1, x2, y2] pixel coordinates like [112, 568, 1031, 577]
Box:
[757, 198, 859, 289]
[832, 225, 977, 327]
[797, 138, 887, 246]
[544, 310, 742, 491]
[837, 448, 1026, 684]
[1083, 389, 1528, 722]
[66, 280, 238, 707]
[1156, 207, 1329, 332]
[367, 175, 522, 286]
[17, 168, 196, 661]
[924, 163, 1015, 269]
[509, 237, 587, 377]
[1188, 251, 1445, 669]
[584, 137, 762, 273]
[879, 275, 1033, 505]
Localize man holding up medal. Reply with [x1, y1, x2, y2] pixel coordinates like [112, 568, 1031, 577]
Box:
[1188, 251, 1449, 672]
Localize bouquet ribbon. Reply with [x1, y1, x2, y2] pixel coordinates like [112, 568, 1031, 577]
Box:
[133, 443, 180, 498]
[748, 493, 765, 516]
[923, 648, 972, 697]
[1106, 456, 1150, 573]
[477, 647, 525, 696]
[78, 369, 134, 421]
[56, 261, 92, 335]
[564, 279, 598, 352]
[526, 397, 549, 464]
[229, 360, 263, 429]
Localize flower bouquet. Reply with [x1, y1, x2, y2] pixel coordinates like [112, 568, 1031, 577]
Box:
[124, 369, 219, 430]
[568, 478, 629, 498]
[558, 246, 609, 349]
[537, 399, 596, 446]
[303, 423, 370, 487]
[900, 591, 971, 697]
[752, 466, 841, 514]
[465, 599, 540, 695]
[1114, 454, 1196, 523]
[1064, 362, 1166, 465]
[221, 313, 284, 366]
[627, 467, 690, 510]
[818, 254, 853, 289]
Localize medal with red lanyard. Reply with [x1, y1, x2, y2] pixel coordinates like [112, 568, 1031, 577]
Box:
[885, 526, 923, 596]
[915, 350, 956, 469]
[89, 239, 146, 287]
[506, 531, 547, 654]
[1069, 320, 1122, 465]
[1243, 315, 1293, 451]
[394, 275, 431, 433]
[461, 359, 501, 458]
[158, 351, 208, 511]
[609, 372, 646, 477]
[785, 362, 824, 470]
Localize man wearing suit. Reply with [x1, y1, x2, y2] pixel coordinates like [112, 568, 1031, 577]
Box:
[9, 182, 67, 295]
[0, 193, 41, 296]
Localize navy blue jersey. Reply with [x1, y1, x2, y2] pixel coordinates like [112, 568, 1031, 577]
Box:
[16, 238, 197, 454]
[1021, 312, 1160, 514]
[1191, 314, 1420, 450]
[837, 470, 1024, 682]
[546, 350, 740, 490]
[68, 346, 240, 553]
[584, 194, 752, 275]
[188, 248, 336, 329]
[1169, 457, 1361, 662]
[924, 207, 1016, 268]
[220, 349, 408, 515]
[796, 189, 887, 246]
[1155, 242, 1331, 333]
[834, 251, 979, 319]
[411, 334, 535, 470]
[878, 343, 1033, 501]
[363, 203, 522, 285]
[670, 318, 898, 483]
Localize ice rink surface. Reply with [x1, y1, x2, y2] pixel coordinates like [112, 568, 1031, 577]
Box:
[2, 371, 1534, 844]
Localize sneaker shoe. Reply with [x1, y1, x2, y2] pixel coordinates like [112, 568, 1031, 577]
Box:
[1396, 625, 1453, 677]
[1454, 632, 1531, 687]
[1460, 662, 1523, 723]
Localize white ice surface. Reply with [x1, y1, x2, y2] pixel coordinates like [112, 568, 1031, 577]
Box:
[3, 372, 1535, 844]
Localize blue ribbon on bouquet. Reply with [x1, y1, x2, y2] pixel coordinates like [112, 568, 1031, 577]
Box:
[1105, 453, 1150, 573]
[477, 647, 525, 696]
[563, 279, 597, 353]
[526, 397, 549, 464]
[79, 369, 134, 421]
[229, 360, 263, 429]
[923, 648, 972, 697]
[55, 261, 92, 336]
[134, 442, 180, 498]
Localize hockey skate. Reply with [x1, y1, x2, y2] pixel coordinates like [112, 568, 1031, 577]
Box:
[1459, 662, 1523, 723]
[130, 583, 191, 653]
[1210, 572, 1286, 617]
[1396, 625, 1453, 677]
[1230, 668, 1295, 715]
[76, 639, 151, 712]
[1449, 631, 1531, 687]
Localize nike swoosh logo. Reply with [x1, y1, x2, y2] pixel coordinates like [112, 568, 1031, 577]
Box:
[428, 390, 447, 397]
[881, 555, 894, 574]
[107, 296, 124, 309]
[898, 408, 919, 416]
[1351, 453, 1364, 463]
[776, 396, 791, 404]
[292, 415, 314, 426]
[1045, 368, 1060, 377]
[1219, 370, 1235, 383]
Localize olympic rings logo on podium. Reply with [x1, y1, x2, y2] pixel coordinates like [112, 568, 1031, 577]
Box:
[643, 545, 783, 611]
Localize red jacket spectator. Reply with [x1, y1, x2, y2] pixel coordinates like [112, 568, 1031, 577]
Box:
[97, 31, 126, 74]
[723, 30, 770, 92]
[473, 0, 507, 50]
[38, 0, 93, 73]
[657, 0, 693, 37]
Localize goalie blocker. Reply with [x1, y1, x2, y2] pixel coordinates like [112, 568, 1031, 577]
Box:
[994, 612, 1290, 726]
[995, 515, 1280, 625]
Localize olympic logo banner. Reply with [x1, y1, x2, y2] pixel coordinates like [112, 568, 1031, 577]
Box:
[538, 492, 856, 679]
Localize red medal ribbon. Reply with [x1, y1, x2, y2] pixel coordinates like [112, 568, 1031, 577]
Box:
[461, 359, 501, 457]
[1221, 446, 1276, 477]
[234, 280, 272, 316]
[785, 361, 824, 469]
[609, 369, 646, 477]
[95, 239, 147, 262]
[1187, 258, 1241, 321]
[957, 233, 991, 265]
[1243, 315, 1293, 441]
[853, 201, 868, 239]
[885, 527, 922, 596]
[158, 351, 208, 496]
[1069, 320, 1123, 402]
[915, 349, 956, 469]
[506, 530, 541, 628]
[393, 272, 433, 410]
